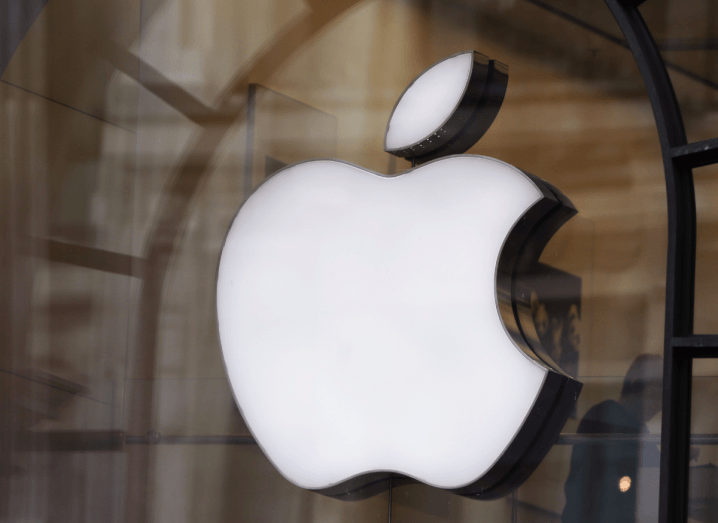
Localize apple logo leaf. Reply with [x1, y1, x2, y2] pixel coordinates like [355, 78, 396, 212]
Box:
[384, 50, 508, 165]
[216, 52, 582, 501]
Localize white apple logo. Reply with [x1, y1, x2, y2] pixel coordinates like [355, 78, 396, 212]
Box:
[216, 51, 581, 500]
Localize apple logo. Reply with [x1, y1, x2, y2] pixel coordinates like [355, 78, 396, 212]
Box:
[217, 51, 582, 500]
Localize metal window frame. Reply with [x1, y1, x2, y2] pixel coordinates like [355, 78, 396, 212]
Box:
[604, 1, 718, 522]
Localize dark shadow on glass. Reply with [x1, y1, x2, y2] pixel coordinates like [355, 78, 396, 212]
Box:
[562, 354, 663, 523]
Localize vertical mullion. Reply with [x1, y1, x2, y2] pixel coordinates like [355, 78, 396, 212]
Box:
[603, 1, 695, 522]
[661, 345, 693, 522]
[660, 156, 696, 523]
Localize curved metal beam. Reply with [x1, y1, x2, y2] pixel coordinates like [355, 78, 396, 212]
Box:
[603, 1, 696, 522]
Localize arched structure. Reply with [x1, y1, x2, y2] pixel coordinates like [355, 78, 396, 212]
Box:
[604, 1, 718, 522]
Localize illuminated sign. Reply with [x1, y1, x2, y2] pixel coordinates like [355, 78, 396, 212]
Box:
[217, 51, 581, 500]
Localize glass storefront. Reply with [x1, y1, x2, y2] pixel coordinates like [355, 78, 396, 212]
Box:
[1, 0, 717, 521]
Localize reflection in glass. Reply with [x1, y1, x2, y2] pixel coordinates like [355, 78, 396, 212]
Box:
[529, 263, 582, 380]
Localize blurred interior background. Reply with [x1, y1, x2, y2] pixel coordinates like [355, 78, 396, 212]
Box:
[1, 0, 718, 521]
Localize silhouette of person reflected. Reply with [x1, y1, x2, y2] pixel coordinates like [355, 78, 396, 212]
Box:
[561, 354, 664, 523]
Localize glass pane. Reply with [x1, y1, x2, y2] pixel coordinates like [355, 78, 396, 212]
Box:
[1, 0, 687, 521]
[694, 164, 718, 334]
[516, 0, 718, 149]
[690, 360, 718, 523]
[1, 69, 136, 521]
[522, 373, 663, 523]
[641, 0, 718, 146]
[665, 56, 718, 149]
